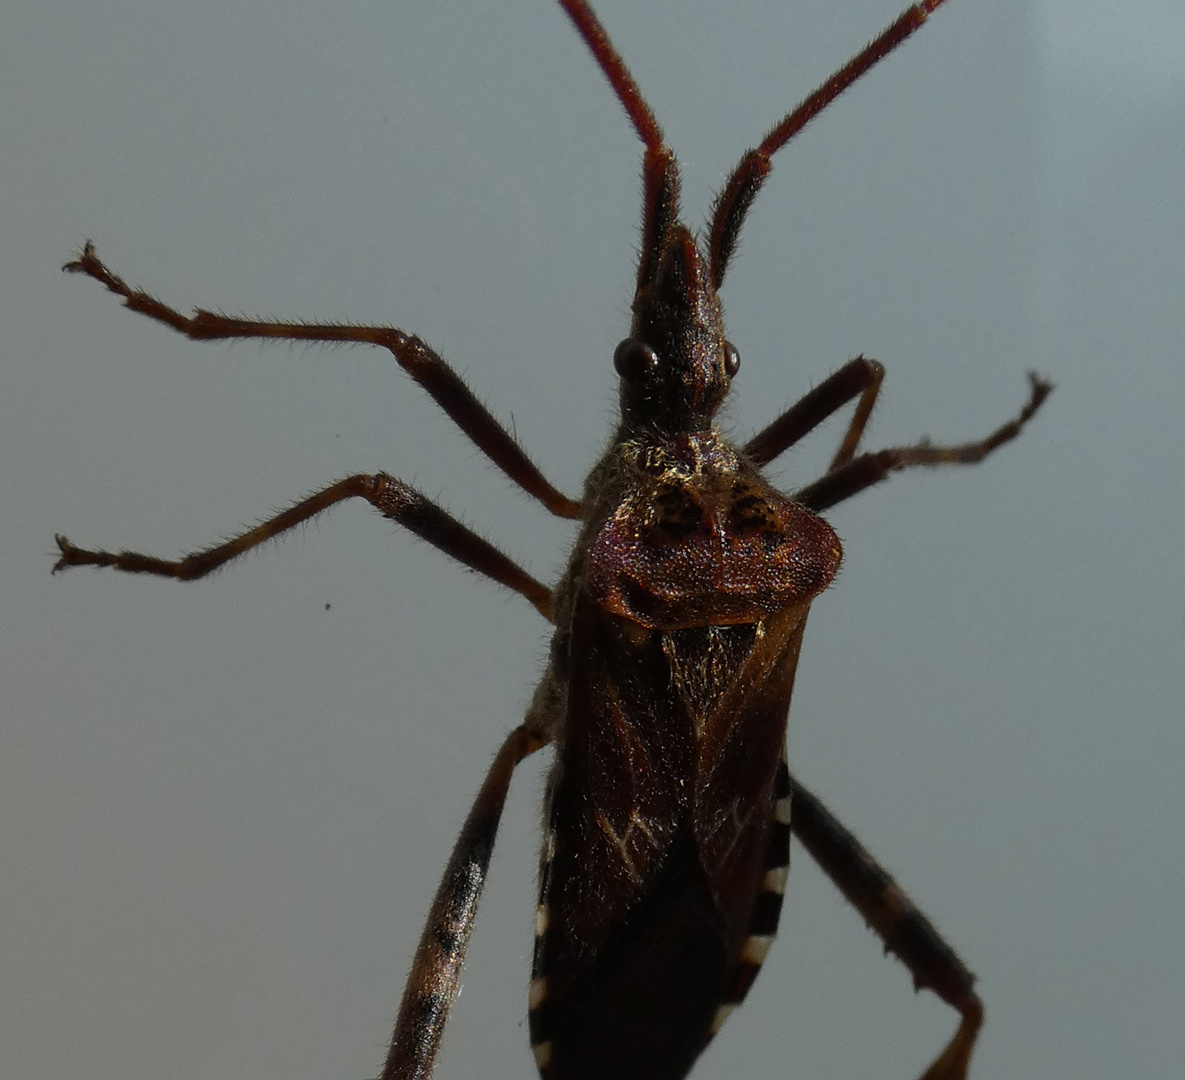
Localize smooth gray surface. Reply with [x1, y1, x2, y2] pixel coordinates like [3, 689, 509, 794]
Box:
[3, 2, 1182, 1078]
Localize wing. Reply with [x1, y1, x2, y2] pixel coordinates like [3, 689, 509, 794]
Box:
[529, 598, 812, 1080]
[529, 435, 840, 1080]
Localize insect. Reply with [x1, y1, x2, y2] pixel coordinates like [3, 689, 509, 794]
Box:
[54, 0, 1051, 1078]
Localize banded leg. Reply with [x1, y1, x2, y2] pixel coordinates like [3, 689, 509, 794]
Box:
[789, 776, 982, 1080]
[381, 722, 548, 1080]
[64, 243, 580, 519]
[796, 372, 1052, 514]
[53, 473, 555, 621]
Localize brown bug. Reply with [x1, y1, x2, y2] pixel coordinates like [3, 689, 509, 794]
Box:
[54, 0, 1051, 1078]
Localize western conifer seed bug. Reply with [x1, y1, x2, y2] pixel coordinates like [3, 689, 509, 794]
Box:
[54, 1, 1051, 1078]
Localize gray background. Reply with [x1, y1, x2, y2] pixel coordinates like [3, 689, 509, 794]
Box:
[3, 1, 1182, 1078]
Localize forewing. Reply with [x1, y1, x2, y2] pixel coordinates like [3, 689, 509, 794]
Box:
[692, 604, 809, 959]
[548, 597, 695, 962]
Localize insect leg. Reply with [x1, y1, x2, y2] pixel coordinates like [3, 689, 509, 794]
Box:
[795, 372, 1053, 513]
[789, 776, 982, 1080]
[54, 473, 555, 620]
[380, 722, 548, 1080]
[743, 356, 885, 469]
[64, 243, 581, 518]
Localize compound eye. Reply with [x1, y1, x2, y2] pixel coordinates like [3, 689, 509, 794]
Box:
[723, 340, 741, 378]
[613, 338, 660, 382]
